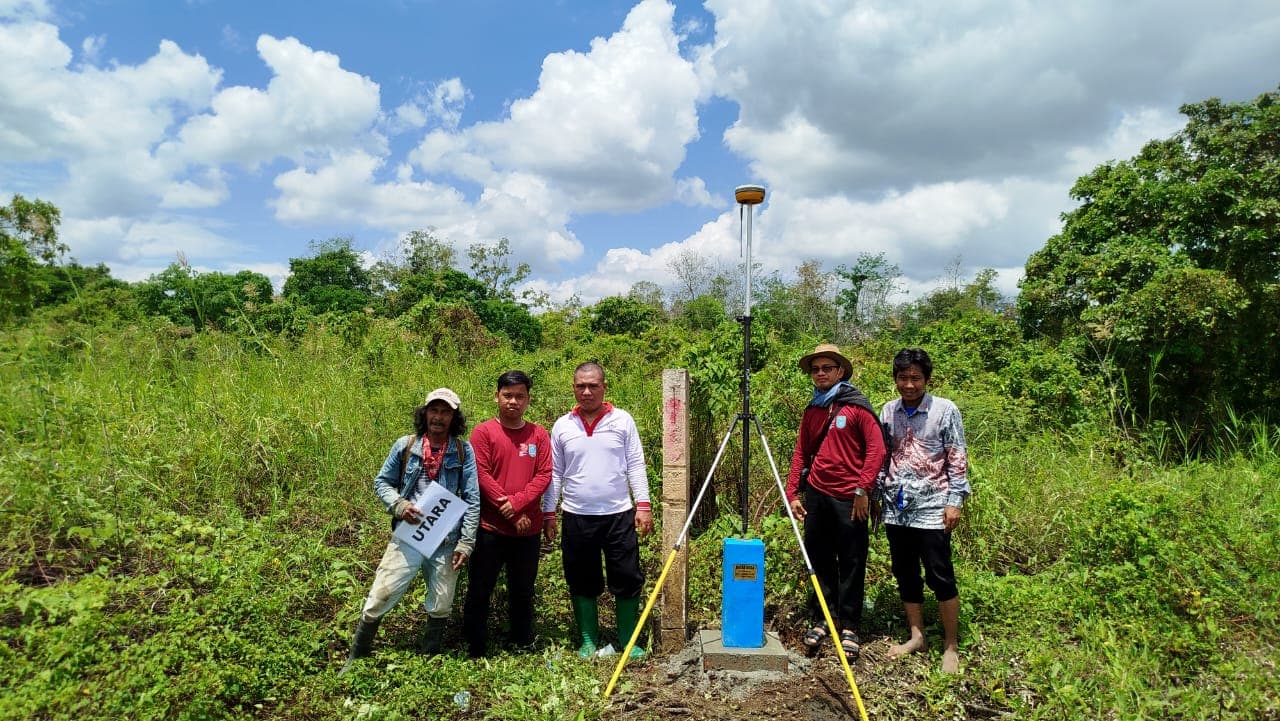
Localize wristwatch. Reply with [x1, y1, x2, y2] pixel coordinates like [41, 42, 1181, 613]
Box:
[853, 488, 866, 497]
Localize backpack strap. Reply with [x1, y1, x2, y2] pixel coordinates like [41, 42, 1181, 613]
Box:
[799, 404, 840, 493]
[398, 434, 416, 489]
[805, 404, 840, 469]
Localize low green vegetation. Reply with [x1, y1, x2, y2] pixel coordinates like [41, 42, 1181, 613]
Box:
[3, 310, 1277, 720]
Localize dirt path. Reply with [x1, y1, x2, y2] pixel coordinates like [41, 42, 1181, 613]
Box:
[601, 631, 1012, 721]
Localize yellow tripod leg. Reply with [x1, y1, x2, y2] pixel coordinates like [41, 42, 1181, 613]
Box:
[809, 572, 870, 721]
[603, 546, 679, 698]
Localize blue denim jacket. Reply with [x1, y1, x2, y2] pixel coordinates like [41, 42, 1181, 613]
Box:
[373, 434, 480, 557]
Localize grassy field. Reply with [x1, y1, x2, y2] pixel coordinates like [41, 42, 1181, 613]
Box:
[2, 318, 1278, 720]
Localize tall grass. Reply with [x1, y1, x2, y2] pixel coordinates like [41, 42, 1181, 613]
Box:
[2, 316, 1278, 720]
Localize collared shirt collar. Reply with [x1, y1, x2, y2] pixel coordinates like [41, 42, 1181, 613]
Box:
[573, 402, 614, 436]
[899, 393, 933, 416]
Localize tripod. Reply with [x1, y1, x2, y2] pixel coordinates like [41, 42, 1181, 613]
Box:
[603, 186, 870, 721]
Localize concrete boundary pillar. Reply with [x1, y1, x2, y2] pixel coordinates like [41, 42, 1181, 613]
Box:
[659, 369, 690, 652]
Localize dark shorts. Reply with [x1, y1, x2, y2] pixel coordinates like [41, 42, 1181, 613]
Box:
[885, 524, 958, 603]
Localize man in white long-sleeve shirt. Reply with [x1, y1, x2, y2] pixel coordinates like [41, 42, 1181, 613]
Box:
[542, 362, 652, 659]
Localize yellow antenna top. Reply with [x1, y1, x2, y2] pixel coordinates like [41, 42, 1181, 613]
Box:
[734, 184, 766, 205]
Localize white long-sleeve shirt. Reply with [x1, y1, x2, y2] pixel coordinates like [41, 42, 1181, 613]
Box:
[543, 404, 649, 516]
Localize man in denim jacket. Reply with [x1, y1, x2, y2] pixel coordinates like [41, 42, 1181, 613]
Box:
[340, 388, 480, 674]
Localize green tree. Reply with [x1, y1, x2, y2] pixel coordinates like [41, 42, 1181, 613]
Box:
[756, 261, 838, 342]
[283, 237, 373, 314]
[467, 238, 530, 301]
[1018, 86, 1280, 429]
[134, 263, 273, 329]
[835, 252, 901, 338]
[372, 231, 461, 317]
[1, 194, 65, 263]
[908, 267, 1006, 327]
[403, 229, 457, 275]
[1, 195, 65, 323]
[0, 234, 39, 323]
[627, 281, 666, 314]
[379, 263, 541, 351]
[676, 294, 727, 332]
[586, 295, 661, 338]
[34, 261, 126, 309]
[474, 297, 542, 351]
[133, 263, 202, 327]
[196, 271, 274, 327]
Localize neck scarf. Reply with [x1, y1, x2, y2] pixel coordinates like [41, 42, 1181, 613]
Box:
[421, 435, 446, 481]
[809, 381, 852, 408]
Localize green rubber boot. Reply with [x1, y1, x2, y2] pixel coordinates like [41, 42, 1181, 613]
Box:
[616, 596, 648, 660]
[570, 595, 600, 659]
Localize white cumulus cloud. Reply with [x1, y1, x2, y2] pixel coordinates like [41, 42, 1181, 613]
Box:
[159, 35, 382, 168]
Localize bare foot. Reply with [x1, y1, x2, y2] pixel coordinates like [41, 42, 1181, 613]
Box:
[940, 646, 960, 673]
[887, 634, 926, 659]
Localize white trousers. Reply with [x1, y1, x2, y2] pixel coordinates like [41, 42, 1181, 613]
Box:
[360, 537, 458, 622]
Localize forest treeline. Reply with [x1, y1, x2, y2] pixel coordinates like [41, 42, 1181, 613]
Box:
[5, 87, 1280, 453]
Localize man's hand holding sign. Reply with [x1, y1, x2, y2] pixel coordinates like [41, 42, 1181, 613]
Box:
[393, 481, 467, 566]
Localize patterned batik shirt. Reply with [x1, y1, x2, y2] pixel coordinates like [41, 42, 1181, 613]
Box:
[878, 394, 970, 530]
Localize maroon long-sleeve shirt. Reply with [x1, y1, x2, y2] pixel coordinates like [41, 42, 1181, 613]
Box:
[471, 418, 553, 536]
[785, 403, 886, 503]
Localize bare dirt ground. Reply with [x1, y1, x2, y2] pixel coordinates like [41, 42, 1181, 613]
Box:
[599, 628, 1011, 721]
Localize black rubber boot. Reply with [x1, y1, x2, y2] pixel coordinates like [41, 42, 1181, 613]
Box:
[338, 618, 381, 676]
[420, 616, 449, 655]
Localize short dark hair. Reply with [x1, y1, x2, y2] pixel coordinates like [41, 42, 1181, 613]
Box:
[413, 404, 467, 437]
[574, 361, 605, 382]
[892, 348, 933, 380]
[497, 370, 533, 392]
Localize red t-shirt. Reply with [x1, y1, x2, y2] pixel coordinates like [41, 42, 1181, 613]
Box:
[785, 403, 886, 503]
[471, 418, 553, 536]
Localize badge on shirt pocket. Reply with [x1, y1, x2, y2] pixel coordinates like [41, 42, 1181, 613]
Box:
[835, 415, 847, 430]
[526, 443, 538, 457]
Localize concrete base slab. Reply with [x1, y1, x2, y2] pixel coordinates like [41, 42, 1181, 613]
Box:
[697, 629, 789, 673]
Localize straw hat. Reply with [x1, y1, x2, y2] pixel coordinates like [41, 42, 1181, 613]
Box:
[798, 343, 853, 378]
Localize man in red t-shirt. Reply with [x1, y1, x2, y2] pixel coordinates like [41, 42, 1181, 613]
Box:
[785, 343, 886, 662]
[462, 370, 553, 657]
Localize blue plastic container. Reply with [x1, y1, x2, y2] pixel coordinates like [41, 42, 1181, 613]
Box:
[722, 537, 765, 647]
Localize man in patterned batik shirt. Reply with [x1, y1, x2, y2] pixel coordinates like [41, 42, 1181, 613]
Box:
[878, 348, 971, 674]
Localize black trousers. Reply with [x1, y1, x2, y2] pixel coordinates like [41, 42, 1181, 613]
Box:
[885, 523, 958, 603]
[462, 528, 542, 654]
[561, 509, 643, 599]
[803, 487, 869, 631]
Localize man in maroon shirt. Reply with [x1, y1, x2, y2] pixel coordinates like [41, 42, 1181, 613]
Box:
[462, 370, 553, 657]
[785, 343, 887, 662]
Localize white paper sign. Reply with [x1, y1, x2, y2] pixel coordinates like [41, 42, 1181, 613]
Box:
[392, 483, 466, 557]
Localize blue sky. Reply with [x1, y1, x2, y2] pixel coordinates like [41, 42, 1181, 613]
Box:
[3, 0, 1279, 305]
